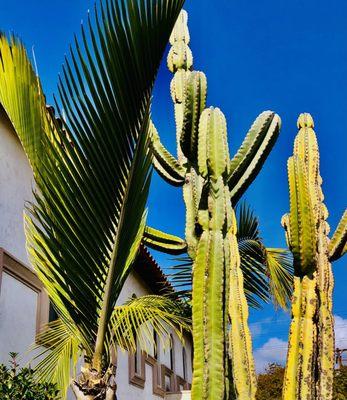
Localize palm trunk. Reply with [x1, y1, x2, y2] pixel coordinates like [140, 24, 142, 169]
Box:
[71, 384, 117, 400]
[71, 364, 117, 400]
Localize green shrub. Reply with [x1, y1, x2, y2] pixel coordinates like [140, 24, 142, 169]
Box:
[0, 353, 59, 400]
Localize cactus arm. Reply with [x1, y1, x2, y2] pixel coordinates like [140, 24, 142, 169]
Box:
[180, 71, 207, 161]
[150, 122, 186, 186]
[229, 113, 281, 205]
[298, 277, 317, 398]
[206, 108, 229, 180]
[184, 167, 203, 259]
[143, 226, 187, 255]
[228, 111, 275, 183]
[328, 210, 347, 261]
[191, 230, 209, 399]
[228, 210, 257, 399]
[282, 277, 303, 399]
[283, 276, 317, 399]
[152, 157, 185, 186]
[197, 105, 209, 178]
[167, 10, 193, 73]
[288, 156, 316, 276]
[205, 230, 225, 399]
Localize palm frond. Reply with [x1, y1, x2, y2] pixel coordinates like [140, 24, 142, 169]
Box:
[111, 295, 191, 353]
[237, 203, 293, 309]
[167, 257, 193, 299]
[265, 248, 293, 309]
[0, 0, 186, 395]
[31, 319, 83, 397]
[0, 34, 60, 174]
[25, 0, 185, 347]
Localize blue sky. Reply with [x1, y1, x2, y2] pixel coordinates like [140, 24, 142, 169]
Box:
[1, 0, 346, 370]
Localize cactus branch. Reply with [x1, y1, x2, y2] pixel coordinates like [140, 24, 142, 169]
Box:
[228, 211, 257, 399]
[329, 209, 347, 261]
[229, 113, 281, 205]
[150, 122, 185, 186]
[143, 226, 187, 255]
[180, 71, 207, 161]
[288, 156, 316, 276]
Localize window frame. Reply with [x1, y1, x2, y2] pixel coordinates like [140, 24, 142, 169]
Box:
[0, 248, 50, 338]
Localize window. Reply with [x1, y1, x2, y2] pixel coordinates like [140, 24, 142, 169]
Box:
[153, 330, 160, 361]
[0, 248, 50, 338]
[182, 347, 187, 380]
[169, 334, 175, 372]
[153, 329, 162, 387]
[134, 334, 142, 374]
[48, 303, 58, 322]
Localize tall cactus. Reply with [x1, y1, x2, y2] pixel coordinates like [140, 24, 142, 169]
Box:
[144, 10, 281, 399]
[282, 113, 347, 400]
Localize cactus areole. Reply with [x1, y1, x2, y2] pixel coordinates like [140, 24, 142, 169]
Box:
[282, 114, 347, 400]
[144, 10, 282, 399]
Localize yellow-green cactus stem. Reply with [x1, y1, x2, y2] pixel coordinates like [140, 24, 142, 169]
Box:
[228, 111, 281, 205]
[180, 71, 207, 161]
[143, 226, 187, 254]
[282, 113, 345, 400]
[228, 209, 257, 400]
[146, 10, 281, 400]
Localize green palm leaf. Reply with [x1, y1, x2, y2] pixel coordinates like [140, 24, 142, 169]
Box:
[32, 320, 83, 396]
[0, 34, 61, 175]
[111, 295, 191, 353]
[0, 0, 186, 397]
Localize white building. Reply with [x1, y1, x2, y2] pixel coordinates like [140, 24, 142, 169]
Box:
[0, 105, 192, 399]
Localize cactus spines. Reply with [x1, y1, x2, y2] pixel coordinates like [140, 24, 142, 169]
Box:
[147, 10, 282, 399]
[282, 113, 345, 400]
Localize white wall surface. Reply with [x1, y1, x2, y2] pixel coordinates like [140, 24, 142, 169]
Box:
[0, 272, 38, 365]
[0, 110, 34, 265]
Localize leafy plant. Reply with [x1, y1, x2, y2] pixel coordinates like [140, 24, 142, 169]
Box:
[256, 363, 284, 400]
[257, 362, 347, 400]
[333, 366, 347, 400]
[0, 353, 59, 400]
[281, 114, 347, 399]
[0, 0, 189, 399]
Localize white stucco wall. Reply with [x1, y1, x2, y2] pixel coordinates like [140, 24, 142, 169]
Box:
[0, 110, 38, 365]
[0, 110, 192, 399]
[0, 272, 38, 365]
[0, 110, 34, 265]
